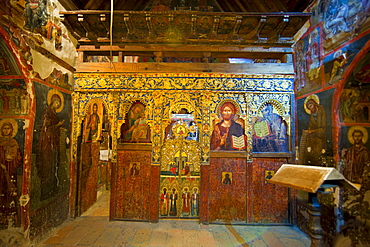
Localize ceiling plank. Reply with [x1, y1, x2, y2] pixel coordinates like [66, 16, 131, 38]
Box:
[84, 0, 106, 10]
[58, 0, 80, 10]
[233, 0, 248, 12]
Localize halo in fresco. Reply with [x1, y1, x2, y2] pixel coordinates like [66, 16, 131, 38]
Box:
[47, 89, 64, 113]
[348, 126, 368, 145]
[0, 118, 18, 138]
[216, 100, 242, 120]
[304, 94, 320, 114]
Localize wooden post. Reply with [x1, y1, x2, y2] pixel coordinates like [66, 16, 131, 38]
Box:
[308, 193, 323, 247]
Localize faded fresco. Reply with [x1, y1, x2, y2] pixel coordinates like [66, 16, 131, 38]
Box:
[0, 119, 24, 227]
[296, 0, 370, 96]
[294, 26, 322, 95]
[0, 40, 21, 76]
[307, 0, 370, 53]
[295, 0, 370, 244]
[0, 79, 30, 116]
[210, 101, 246, 151]
[32, 83, 71, 208]
[339, 50, 370, 123]
[298, 91, 333, 166]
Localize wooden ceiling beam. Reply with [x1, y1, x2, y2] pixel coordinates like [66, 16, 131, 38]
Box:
[75, 62, 294, 74]
[234, 0, 248, 12]
[77, 44, 293, 53]
[253, 0, 270, 12]
[58, 0, 80, 10]
[265, 0, 287, 11]
[84, 0, 106, 9]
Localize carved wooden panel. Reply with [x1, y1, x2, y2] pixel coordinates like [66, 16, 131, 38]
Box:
[208, 156, 247, 223]
[114, 150, 152, 220]
[247, 157, 289, 223]
[80, 142, 99, 214]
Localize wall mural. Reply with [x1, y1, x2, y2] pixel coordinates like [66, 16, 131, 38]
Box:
[32, 83, 71, 209]
[339, 51, 370, 123]
[295, 1, 370, 243]
[298, 91, 334, 166]
[0, 119, 24, 226]
[294, 26, 322, 96]
[0, 40, 21, 76]
[340, 126, 370, 184]
[0, 79, 30, 116]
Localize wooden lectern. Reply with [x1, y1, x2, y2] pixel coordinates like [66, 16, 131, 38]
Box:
[267, 164, 360, 247]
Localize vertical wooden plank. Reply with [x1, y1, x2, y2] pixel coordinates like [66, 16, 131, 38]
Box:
[200, 165, 210, 224]
[149, 165, 160, 223]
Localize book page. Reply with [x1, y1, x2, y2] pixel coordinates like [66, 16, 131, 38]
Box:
[254, 120, 270, 138]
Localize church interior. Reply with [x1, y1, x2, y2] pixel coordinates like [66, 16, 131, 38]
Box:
[1, 0, 370, 246]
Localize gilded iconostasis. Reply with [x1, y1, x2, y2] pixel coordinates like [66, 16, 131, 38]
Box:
[72, 73, 294, 223]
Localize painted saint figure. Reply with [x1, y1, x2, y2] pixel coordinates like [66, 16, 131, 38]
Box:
[130, 162, 140, 176]
[210, 102, 246, 151]
[0, 122, 22, 225]
[223, 173, 232, 184]
[121, 102, 150, 143]
[128, 112, 148, 142]
[182, 187, 191, 216]
[36, 93, 65, 200]
[342, 127, 370, 184]
[253, 103, 288, 152]
[300, 97, 327, 165]
[191, 188, 199, 217]
[160, 187, 169, 216]
[169, 188, 178, 216]
[85, 103, 100, 142]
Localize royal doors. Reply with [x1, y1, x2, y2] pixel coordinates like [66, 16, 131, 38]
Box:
[159, 118, 201, 219]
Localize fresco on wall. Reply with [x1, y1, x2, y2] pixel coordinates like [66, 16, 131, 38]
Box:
[339, 50, 370, 123]
[24, 0, 48, 32]
[210, 101, 246, 151]
[32, 83, 71, 208]
[340, 126, 370, 184]
[120, 101, 151, 143]
[252, 102, 289, 153]
[309, 0, 370, 53]
[48, 69, 71, 90]
[298, 91, 333, 166]
[294, 26, 322, 96]
[322, 0, 370, 52]
[0, 41, 21, 75]
[0, 79, 30, 116]
[0, 119, 24, 227]
[339, 126, 370, 245]
[324, 34, 370, 88]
